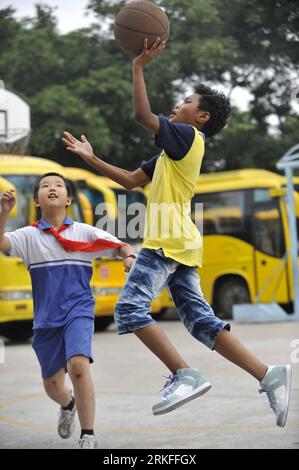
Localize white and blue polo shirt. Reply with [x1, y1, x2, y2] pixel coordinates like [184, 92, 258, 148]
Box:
[5, 216, 122, 330]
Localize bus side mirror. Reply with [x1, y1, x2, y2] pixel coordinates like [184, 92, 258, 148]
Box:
[268, 188, 286, 198]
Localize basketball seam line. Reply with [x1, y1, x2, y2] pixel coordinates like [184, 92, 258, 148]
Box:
[115, 22, 168, 38]
[116, 7, 168, 35]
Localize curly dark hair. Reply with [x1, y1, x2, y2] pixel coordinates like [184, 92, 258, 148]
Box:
[194, 84, 231, 138]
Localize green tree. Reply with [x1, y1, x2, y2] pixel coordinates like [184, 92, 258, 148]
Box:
[0, 1, 298, 173]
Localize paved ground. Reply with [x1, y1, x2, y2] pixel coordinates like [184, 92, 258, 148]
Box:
[0, 317, 298, 449]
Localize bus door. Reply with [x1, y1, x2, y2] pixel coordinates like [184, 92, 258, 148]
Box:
[252, 188, 290, 303]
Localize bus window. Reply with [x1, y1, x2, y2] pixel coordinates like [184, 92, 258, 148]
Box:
[192, 190, 248, 241]
[111, 189, 147, 245]
[254, 189, 272, 203]
[112, 189, 147, 211]
[81, 188, 104, 209]
[252, 189, 285, 258]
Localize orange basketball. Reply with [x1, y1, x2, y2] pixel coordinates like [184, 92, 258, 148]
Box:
[114, 1, 170, 56]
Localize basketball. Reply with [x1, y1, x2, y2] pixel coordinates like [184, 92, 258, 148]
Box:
[114, 0, 170, 56]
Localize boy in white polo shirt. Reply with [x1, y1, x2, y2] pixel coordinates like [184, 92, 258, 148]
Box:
[0, 172, 135, 449]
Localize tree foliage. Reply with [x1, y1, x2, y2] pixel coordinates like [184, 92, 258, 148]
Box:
[0, 1, 298, 172]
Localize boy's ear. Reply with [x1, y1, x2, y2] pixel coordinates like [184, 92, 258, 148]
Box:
[66, 197, 72, 207]
[34, 198, 40, 208]
[196, 111, 210, 125]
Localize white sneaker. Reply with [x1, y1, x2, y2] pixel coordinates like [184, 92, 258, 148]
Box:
[79, 434, 98, 449]
[153, 368, 211, 415]
[259, 365, 292, 427]
[57, 400, 76, 439]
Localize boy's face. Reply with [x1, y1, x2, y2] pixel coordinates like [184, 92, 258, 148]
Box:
[169, 94, 209, 128]
[35, 175, 72, 211]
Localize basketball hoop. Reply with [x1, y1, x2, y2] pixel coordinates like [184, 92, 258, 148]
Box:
[0, 129, 31, 155]
[0, 83, 31, 156]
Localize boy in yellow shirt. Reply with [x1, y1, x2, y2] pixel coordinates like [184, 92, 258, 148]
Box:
[63, 38, 291, 426]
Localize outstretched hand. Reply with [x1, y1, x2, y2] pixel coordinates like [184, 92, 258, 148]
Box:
[62, 132, 94, 162]
[0, 189, 16, 215]
[133, 37, 166, 68]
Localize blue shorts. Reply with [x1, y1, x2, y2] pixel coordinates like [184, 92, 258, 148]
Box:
[32, 316, 94, 379]
[115, 248, 230, 350]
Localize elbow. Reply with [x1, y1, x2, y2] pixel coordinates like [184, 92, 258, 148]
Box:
[134, 112, 143, 123]
[134, 112, 147, 125]
[124, 175, 138, 190]
[124, 181, 134, 190]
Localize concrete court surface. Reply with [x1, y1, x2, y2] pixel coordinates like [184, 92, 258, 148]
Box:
[0, 318, 298, 449]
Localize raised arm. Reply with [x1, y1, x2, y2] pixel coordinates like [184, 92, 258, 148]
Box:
[0, 189, 15, 253]
[132, 38, 165, 133]
[62, 38, 165, 189]
[62, 132, 150, 190]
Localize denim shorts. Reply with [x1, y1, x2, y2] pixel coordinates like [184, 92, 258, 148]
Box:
[114, 248, 230, 350]
[32, 316, 94, 379]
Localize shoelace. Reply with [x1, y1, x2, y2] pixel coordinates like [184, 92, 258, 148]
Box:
[59, 408, 74, 427]
[160, 374, 180, 398]
[80, 436, 95, 449]
[259, 386, 277, 412]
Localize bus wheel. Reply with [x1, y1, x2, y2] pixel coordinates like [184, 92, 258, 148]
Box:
[94, 316, 114, 331]
[214, 279, 250, 319]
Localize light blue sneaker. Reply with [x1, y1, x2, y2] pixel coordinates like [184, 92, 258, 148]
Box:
[153, 368, 211, 416]
[259, 365, 292, 427]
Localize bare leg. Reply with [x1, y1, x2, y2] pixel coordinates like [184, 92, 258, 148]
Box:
[214, 329, 268, 381]
[43, 368, 71, 407]
[67, 356, 95, 430]
[134, 324, 190, 373]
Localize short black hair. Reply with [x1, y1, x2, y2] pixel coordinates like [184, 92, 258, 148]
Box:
[33, 172, 73, 200]
[195, 84, 231, 137]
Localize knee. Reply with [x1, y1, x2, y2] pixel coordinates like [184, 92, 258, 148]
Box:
[44, 377, 63, 396]
[67, 356, 89, 380]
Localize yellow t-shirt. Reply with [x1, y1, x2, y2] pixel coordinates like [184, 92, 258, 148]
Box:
[142, 116, 205, 267]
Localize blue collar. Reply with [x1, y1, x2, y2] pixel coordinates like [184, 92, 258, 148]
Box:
[38, 216, 74, 230]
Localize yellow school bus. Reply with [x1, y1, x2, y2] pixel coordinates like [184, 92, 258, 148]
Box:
[190, 168, 298, 318]
[0, 156, 120, 339]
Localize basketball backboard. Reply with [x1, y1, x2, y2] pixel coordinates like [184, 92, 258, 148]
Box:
[0, 80, 31, 155]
